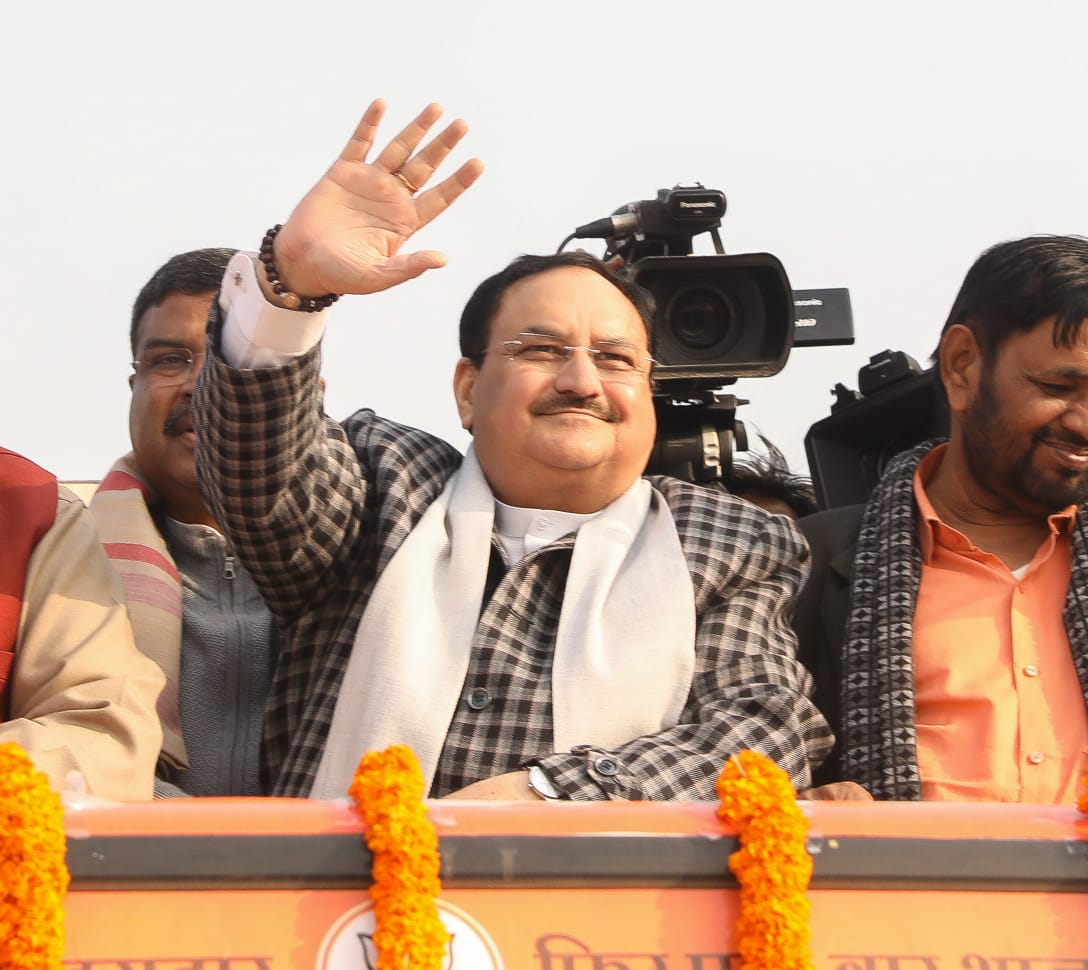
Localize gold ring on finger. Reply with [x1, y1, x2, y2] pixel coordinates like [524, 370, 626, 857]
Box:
[392, 169, 420, 195]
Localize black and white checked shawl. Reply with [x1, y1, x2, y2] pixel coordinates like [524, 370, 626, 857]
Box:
[193, 343, 832, 800]
[840, 440, 1088, 800]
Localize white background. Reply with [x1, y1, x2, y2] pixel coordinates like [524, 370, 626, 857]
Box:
[3, 1, 1086, 482]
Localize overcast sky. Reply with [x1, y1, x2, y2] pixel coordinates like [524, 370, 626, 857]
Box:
[4, 1, 1087, 488]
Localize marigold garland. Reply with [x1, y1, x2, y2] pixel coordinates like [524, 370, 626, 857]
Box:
[349, 745, 449, 970]
[0, 742, 70, 970]
[716, 750, 814, 970]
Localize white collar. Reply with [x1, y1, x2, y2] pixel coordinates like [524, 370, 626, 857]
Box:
[494, 500, 597, 560]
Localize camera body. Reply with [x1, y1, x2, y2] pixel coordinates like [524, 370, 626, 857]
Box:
[804, 351, 950, 509]
[634, 253, 794, 383]
[603, 185, 796, 389]
[569, 185, 854, 485]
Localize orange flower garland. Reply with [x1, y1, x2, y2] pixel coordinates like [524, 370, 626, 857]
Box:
[349, 745, 449, 970]
[716, 750, 814, 970]
[0, 742, 69, 970]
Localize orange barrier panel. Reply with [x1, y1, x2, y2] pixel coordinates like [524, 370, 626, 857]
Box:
[62, 799, 1088, 969]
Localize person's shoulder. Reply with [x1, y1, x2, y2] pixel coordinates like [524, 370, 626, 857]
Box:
[0, 449, 59, 542]
[650, 474, 795, 520]
[798, 503, 864, 556]
[50, 485, 118, 543]
[648, 474, 747, 517]
[56, 483, 88, 511]
[0, 447, 56, 489]
[647, 474, 805, 551]
[341, 409, 463, 472]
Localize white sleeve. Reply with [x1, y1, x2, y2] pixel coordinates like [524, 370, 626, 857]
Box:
[217, 251, 329, 368]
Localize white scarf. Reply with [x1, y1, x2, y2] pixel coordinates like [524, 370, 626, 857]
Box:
[311, 447, 695, 798]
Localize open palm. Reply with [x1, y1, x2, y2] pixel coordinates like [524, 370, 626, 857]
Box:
[271, 99, 484, 298]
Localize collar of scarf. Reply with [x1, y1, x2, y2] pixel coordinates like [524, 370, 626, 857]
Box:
[90, 454, 187, 771]
[311, 446, 696, 799]
[841, 438, 1088, 799]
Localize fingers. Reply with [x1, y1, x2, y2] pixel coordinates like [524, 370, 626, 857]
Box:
[338, 99, 387, 164]
[394, 117, 470, 195]
[798, 781, 874, 801]
[340, 100, 478, 203]
[399, 250, 449, 276]
[414, 157, 485, 226]
[361, 251, 451, 294]
[373, 102, 445, 174]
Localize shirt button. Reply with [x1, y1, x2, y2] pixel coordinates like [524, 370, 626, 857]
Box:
[594, 757, 620, 776]
[1023, 664, 1039, 677]
[1026, 751, 1045, 766]
[467, 688, 491, 711]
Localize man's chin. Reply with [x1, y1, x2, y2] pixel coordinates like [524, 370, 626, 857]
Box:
[529, 435, 614, 473]
[1022, 468, 1088, 513]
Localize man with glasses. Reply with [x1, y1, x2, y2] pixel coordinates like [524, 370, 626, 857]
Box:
[193, 99, 832, 801]
[89, 250, 279, 797]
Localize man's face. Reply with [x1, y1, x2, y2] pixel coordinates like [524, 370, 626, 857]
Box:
[957, 317, 1088, 514]
[453, 267, 657, 513]
[128, 291, 214, 520]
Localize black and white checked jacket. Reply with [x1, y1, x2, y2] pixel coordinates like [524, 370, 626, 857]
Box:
[193, 342, 832, 799]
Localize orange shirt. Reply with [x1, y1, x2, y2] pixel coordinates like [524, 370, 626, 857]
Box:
[912, 446, 1088, 803]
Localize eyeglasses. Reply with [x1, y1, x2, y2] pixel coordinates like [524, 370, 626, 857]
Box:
[131, 348, 205, 387]
[498, 334, 655, 382]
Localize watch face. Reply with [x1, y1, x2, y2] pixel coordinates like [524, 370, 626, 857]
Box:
[528, 765, 561, 800]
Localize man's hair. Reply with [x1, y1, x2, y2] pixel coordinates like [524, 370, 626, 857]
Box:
[934, 234, 1088, 363]
[459, 251, 656, 365]
[130, 248, 237, 355]
[724, 437, 819, 519]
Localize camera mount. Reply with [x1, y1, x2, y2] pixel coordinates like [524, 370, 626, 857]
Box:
[646, 389, 749, 484]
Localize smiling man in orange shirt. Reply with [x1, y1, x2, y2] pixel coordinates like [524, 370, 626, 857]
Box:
[795, 235, 1088, 802]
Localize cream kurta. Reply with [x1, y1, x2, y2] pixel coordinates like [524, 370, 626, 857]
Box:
[2, 486, 165, 799]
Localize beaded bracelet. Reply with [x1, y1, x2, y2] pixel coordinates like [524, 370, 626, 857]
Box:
[258, 225, 341, 312]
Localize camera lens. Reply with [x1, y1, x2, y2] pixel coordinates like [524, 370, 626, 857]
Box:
[667, 286, 735, 353]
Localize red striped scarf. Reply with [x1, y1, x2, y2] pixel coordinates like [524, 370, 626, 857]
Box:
[90, 454, 187, 771]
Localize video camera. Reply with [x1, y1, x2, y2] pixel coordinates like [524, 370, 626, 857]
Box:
[563, 185, 853, 484]
[805, 350, 950, 509]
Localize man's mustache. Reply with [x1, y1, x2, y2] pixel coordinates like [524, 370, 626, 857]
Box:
[163, 403, 192, 438]
[1034, 425, 1088, 452]
[530, 393, 621, 422]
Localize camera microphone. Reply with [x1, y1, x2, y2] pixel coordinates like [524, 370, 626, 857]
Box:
[572, 209, 642, 240]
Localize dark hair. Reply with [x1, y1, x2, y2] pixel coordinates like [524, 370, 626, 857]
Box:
[934, 234, 1088, 363]
[130, 248, 237, 355]
[725, 437, 819, 519]
[458, 251, 656, 365]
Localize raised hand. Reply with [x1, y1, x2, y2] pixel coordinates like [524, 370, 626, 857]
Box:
[268, 99, 484, 299]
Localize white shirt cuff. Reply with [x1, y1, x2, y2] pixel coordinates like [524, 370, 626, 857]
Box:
[217, 251, 328, 368]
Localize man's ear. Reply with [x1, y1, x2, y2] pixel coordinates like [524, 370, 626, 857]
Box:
[938, 324, 982, 414]
[453, 358, 477, 431]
